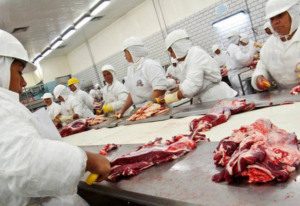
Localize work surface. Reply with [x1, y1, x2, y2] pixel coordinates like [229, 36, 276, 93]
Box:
[63, 103, 300, 146]
[79, 142, 300, 206]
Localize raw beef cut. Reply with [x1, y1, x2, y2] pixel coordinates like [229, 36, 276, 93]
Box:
[107, 133, 207, 182]
[59, 119, 87, 137]
[189, 99, 255, 138]
[127, 102, 169, 121]
[290, 85, 300, 95]
[212, 118, 300, 183]
[99, 143, 118, 155]
[86, 115, 108, 126]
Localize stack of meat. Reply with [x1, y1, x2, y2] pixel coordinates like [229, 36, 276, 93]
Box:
[127, 102, 169, 121]
[59, 119, 87, 137]
[212, 118, 300, 183]
[86, 115, 108, 126]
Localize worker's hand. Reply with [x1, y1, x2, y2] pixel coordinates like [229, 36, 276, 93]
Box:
[164, 92, 180, 104]
[254, 42, 263, 48]
[59, 115, 73, 123]
[256, 75, 271, 90]
[114, 110, 123, 119]
[102, 104, 113, 113]
[85, 151, 111, 183]
[221, 67, 228, 76]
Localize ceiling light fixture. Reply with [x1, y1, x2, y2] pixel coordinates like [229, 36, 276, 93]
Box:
[33, 55, 42, 64]
[90, 0, 110, 16]
[62, 27, 76, 40]
[75, 15, 92, 29]
[51, 39, 63, 49]
[42, 48, 52, 57]
[212, 11, 248, 29]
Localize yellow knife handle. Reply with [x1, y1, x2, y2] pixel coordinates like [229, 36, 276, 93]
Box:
[155, 98, 160, 103]
[86, 173, 99, 185]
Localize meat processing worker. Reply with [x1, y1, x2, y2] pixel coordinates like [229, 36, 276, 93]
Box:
[94, 83, 103, 100]
[239, 34, 261, 55]
[101, 64, 131, 116]
[226, 30, 256, 95]
[166, 57, 182, 90]
[89, 89, 101, 102]
[211, 44, 228, 77]
[53, 84, 83, 122]
[0, 29, 111, 206]
[115, 36, 167, 117]
[41, 92, 61, 121]
[251, 0, 300, 91]
[263, 21, 273, 35]
[68, 77, 94, 118]
[156, 29, 237, 105]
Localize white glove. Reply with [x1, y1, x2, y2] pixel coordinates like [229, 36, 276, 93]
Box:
[164, 91, 179, 104]
[60, 115, 73, 123]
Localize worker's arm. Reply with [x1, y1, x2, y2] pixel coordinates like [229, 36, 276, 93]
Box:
[115, 93, 133, 117]
[151, 89, 166, 98]
[85, 151, 111, 182]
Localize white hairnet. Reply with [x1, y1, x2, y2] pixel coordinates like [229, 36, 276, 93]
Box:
[287, 4, 300, 36]
[102, 64, 116, 85]
[73, 83, 80, 90]
[0, 57, 13, 89]
[226, 30, 240, 38]
[228, 35, 240, 45]
[170, 38, 192, 59]
[263, 21, 271, 29]
[89, 89, 97, 98]
[170, 57, 178, 64]
[42, 93, 53, 99]
[212, 44, 220, 53]
[165, 29, 189, 50]
[53, 84, 70, 101]
[94, 83, 100, 89]
[240, 34, 249, 44]
[60, 87, 70, 101]
[127, 46, 148, 63]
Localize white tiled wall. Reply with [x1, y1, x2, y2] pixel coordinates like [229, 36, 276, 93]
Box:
[75, 0, 269, 87]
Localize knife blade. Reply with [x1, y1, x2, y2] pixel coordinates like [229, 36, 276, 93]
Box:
[136, 95, 160, 103]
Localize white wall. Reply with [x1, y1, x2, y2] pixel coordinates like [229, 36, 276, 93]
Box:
[39, 55, 72, 83]
[67, 43, 92, 75]
[23, 71, 41, 87]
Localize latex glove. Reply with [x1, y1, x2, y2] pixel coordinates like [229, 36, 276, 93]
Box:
[59, 115, 73, 123]
[256, 75, 271, 90]
[102, 104, 113, 113]
[164, 91, 179, 104]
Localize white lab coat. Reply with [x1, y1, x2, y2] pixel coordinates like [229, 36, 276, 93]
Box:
[72, 89, 94, 118]
[0, 87, 88, 206]
[125, 58, 167, 106]
[239, 40, 260, 54]
[179, 46, 237, 103]
[226, 43, 256, 95]
[60, 95, 83, 117]
[102, 80, 129, 112]
[95, 88, 103, 100]
[213, 51, 227, 68]
[251, 26, 300, 90]
[166, 63, 183, 89]
[46, 101, 61, 120]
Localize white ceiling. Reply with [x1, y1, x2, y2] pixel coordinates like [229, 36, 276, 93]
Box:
[0, 0, 146, 61]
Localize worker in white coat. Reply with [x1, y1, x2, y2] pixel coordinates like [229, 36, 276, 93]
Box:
[41, 92, 61, 121]
[0, 29, 110, 206]
[53, 84, 83, 122]
[212, 44, 228, 76]
[101, 64, 131, 116]
[166, 57, 183, 90]
[239, 34, 261, 54]
[157, 29, 237, 105]
[251, 0, 300, 91]
[226, 30, 256, 95]
[68, 77, 94, 118]
[89, 89, 101, 102]
[116, 36, 167, 117]
[94, 83, 103, 100]
[263, 21, 273, 35]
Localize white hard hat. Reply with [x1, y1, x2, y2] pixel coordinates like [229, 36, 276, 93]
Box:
[0, 29, 36, 73]
[165, 29, 189, 50]
[265, 0, 299, 19]
[41, 93, 53, 99]
[101, 64, 115, 73]
[122, 36, 144, 51]
[212, 44, 219, 53]
[240, 34, 249, 44]
[53, 84, 66, 99]
[226, 30, 240, 38]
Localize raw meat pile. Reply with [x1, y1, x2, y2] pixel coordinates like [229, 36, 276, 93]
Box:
[189, 99, 255, 138]
[86, 115, 108, 126]
[212, 118, 300, 183]
[99, 143, 118, 155]
[290, 85, 300, 95]
[108, 133, 207, 182]
[127, 102, 169, 121]
[59, 119, 87, 137]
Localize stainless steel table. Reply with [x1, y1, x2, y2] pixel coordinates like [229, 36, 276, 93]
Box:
[79, 142, 300, 206]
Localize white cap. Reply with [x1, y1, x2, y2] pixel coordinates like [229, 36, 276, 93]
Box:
[265, 0, 298, 19]
[226, 30, 240, 38]
[122, 36, 144, 51]
[53, 84, 66, 99]
[101, 64, 115, 73]
[0, 29, 36, 73]
[41, 93, 53, 99]
[240, 34, 249, 44]
[263, 21, 271, 29]
[165, 29, 189, 50]
[212, 44, 220, 53]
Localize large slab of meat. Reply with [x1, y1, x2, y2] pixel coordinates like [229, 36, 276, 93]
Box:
[99, 143, 118, 155]
[59, 119, 87, 137]
[127, 102, 169, 121]
[212, 118, 300, 183]
[86, 115, 108, 126]
[189, 99, 255, 138]
[108, 133, 207, 182]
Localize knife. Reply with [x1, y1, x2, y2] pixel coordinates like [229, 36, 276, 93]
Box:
[136, 95, 161, 104]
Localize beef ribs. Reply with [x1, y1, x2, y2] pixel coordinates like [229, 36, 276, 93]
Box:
[212, 118, 300, 183]
[59, 119, 87, 137]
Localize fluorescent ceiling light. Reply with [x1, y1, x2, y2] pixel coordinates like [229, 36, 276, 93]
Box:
[212, 11, 247, 29]
[51, 39, 63, 49]
[75, 15, 92, 29]
[91, 1, 110, 16]
[62, 28, 76, 40]
[33, 55, 42, 63]
[42, 48, 52, 57]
